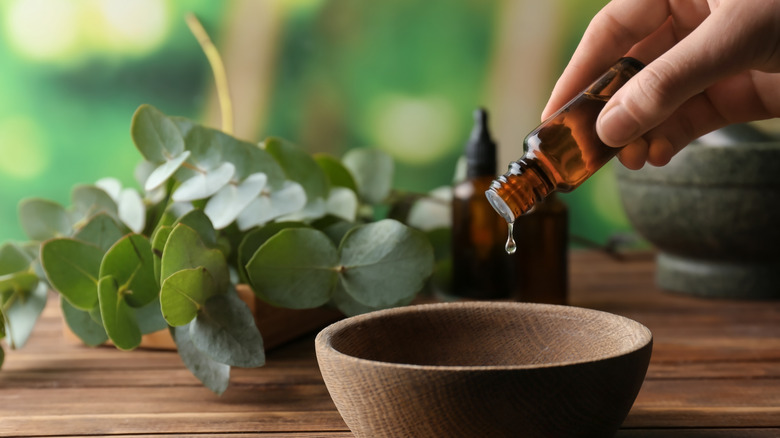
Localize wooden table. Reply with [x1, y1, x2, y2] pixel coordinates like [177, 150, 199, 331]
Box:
[2, 250, 779, 437]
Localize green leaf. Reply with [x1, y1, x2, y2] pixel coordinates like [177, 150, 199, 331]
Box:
[0, 243, 33, 274]
[71, 185, 118, 224]
[326, 187, 358, 222]
[314, 153, 358, 191]
[205, 173, 267, 230]
[97, 275, 141, 351]
[151, 225, 172, 285]
[144, 151, 192, 191]
[131, 104, 185, 163]
[236, 181, 307, 231]
[263, 137, 329, 204]
[342, 148, 394, 204]
[246, 228, 338, 309]
[190, 291, 265, 367]
[134, 296, 169, 334]
[60, 297, 108, 347]
[160, 267, 216, 326]
[0, 271, 38, 297]
[19, 199, 72, 241]
[338, 219, 433, 308]
[4, 282, 48, 349]
[171, 323, 230, 395]
[330, 281, 414, 317]
[172, 162, 235, 202]
[41, 238, 103, 310]
[221, 135, 286, 186]
[176, 209, 217, 248]
[236, 222, 307, 284]
[99, 234, 158, 308]
[161, 224, 228, 292]
[73, 213, 126, 253]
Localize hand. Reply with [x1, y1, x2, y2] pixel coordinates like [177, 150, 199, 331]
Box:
[541, 0, 780, 169]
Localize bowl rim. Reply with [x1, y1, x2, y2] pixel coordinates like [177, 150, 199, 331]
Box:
[315, 301, 653, 372]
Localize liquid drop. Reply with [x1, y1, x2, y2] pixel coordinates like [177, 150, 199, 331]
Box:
[505, 221, 517, 254]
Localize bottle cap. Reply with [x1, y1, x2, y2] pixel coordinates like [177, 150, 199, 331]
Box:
[465, 108, 497, 178]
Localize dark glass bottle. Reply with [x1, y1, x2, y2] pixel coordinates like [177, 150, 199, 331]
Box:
[485, 57, 644, 224]
[451, 108, 510, 299]
[511, 193, 568, 304]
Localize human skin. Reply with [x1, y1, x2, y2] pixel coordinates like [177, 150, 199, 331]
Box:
[541, 0, 780, 169]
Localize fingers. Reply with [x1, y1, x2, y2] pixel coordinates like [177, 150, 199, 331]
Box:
[541, 0, 671, 119]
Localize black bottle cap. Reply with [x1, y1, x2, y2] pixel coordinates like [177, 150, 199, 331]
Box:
[465, 107, 497, 178]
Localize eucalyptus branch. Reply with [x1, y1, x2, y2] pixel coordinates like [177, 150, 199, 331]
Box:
[186, 13, 234, 135]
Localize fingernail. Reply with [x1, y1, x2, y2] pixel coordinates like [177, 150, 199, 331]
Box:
[598, 104, 641, 146]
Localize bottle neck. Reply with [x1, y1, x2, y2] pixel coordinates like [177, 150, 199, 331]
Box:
[485, 158, 555, 223]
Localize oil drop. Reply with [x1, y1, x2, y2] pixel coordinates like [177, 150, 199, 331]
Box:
[505, 221, 517, 254]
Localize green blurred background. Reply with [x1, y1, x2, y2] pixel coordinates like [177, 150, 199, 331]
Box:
[0, 0, 634, 246]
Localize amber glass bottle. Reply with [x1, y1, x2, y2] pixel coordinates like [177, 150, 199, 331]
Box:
[511, 193, 568, 304]
[485, 57, 644, 224]
[451, 108, 510, 299]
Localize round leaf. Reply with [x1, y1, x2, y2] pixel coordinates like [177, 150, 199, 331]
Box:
[326, 187, 358, 222]
[4, 282, 48, 348]
[100, 234, 157, 308]
[134, 296, 169, 334]
[246, 228, 338, 309]
[60, 296, 108, 347]
[19, 199, 72, 241]
[176, 209, 217, 248]
[342, 148, 394, 204]
[171, 323, 230, 395]
[161, 224, 228, 292]
[0, 243, 33, 275]
[236, 181, 307, 231]
[98, 275, 141, 351]
[41, 238, 103, 310]
[222, 137, 286, 186]
[236, 222, 307, 284]
[117, 188, 146, 233]
[205, 173, 267, 230]
[172, 162, 236, 202]
[314, 153, 357, 191]
[71, 185, 118, 224]
[263, 137, 329, 204]
[160, 267, 216, 327]
[144, 150, 192, 191]
[73, 213, 126, 253]
[338, 219, 434, 308]
[189, 291, 265, 368]
[131, 104, 185, 163]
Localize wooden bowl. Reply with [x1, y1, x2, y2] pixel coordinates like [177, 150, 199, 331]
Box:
[315, 301, 652, 438]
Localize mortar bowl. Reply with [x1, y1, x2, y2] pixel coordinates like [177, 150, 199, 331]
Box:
[315, 301, 652, 438]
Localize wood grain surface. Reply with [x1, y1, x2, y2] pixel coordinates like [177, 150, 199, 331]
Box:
[1, 250, 779, 437]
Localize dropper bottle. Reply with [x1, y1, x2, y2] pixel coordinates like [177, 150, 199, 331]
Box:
[485, 57, 644, 245]
[450, 108, 511, 299]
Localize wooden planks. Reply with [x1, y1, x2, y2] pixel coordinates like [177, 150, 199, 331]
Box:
[1, 250, 779, 437]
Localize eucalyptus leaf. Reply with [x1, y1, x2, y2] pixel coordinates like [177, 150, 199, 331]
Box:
[41, 238, 103, 310]
[235, 181, 307, 231]
[246, 228, 338, 309]
[190, 291, 265, 368]
[170, 323, 230, 395]
[176, 209, 217, 248]
[144, 150, 192, 191]
[134, 296, 169, 334]
[160, 267, 216, 327]
[205, 173, 267, 230]
[0, 243, 33, 275]
[4, 282, 47, 349]
[99, 234, 157, 308]
[325, 187, 358, 222]
[406, 186, 452, 231]
[151, 225, 172, 284]
[0, 271, 38, 296]
[117, 189, 146, 234]
[263, 137, 329, 204]
[172, 162, 235, 202]
[95, 177, 122, 200]
[342, 148, 394, 204]
[180, 124, 224, 170]
[338, 219, 434, 308]
[71, 185, 118, 224]
[131, 104, 185, 163]
[314, 218, 355, 245]
[19, 199, 72, 241]
[60, 296, 108, 347]
[73, 213, 126, 253]
[330, 281, 414, 317]
[221, 137, 286, 186]
[97, 275, 141, 351]
[314, 153, 357, 191]
[161, 224, 229, 292]
[236, 222, 307, 284]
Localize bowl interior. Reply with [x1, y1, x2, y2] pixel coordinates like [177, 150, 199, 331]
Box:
[326, 302, 651, 368]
